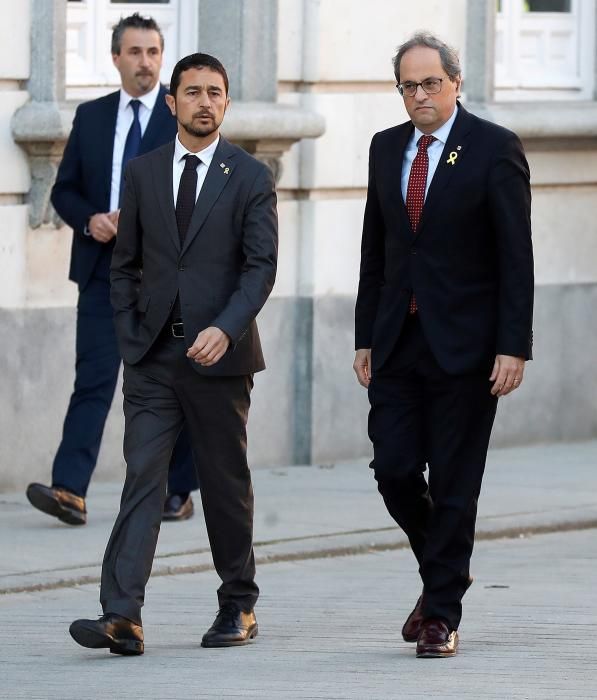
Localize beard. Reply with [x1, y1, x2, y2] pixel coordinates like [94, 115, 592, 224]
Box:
[179, 115, 220, 139]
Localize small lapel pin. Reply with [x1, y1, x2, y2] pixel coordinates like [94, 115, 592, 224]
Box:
[220, 162, 230, 175]
[446, 151, 458, 165]
[457, 145, 462, 151]
[220, 162, 225, 168]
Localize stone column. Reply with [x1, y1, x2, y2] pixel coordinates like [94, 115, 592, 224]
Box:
[198, 0, 278, 102]
[11, 0, 68, 228]
[465, 0, 496, 113]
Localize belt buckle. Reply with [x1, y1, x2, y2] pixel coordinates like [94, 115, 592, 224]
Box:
[171, 321, 184, 338]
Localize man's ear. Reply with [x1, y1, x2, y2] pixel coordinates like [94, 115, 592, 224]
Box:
[165, 93, 176, 117]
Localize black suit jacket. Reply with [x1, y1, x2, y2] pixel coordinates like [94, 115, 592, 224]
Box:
[355, 104, 534, 375]
[110, 137, 278, 377]
[51, 85, 177, 290]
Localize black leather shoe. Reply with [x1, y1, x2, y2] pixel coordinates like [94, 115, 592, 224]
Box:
[201, 603, 258, 647]
[416, 618, 458, 658]
[26, 483, 87, 526]
[69, 614, 144, 656]
[162, 493, 194, 521]
[402, 592, 424, 642]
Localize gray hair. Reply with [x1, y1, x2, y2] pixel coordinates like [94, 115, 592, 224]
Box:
[393, 31, 461, 83]
[111, 12, 164, 55]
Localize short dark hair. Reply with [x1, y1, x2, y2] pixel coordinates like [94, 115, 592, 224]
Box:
[393, 31, 461, 83]
[169, 53, 229, 97]
[111, 13, 164, 55]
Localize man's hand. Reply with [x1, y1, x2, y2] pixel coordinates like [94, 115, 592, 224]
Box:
[489, 354, 525, 397]
[88, 212, 118, 243]
[353, 348, 372, 388]
[187, 327, 230, 366]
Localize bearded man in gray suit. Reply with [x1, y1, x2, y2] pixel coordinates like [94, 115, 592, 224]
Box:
[69, 53, 278, 656]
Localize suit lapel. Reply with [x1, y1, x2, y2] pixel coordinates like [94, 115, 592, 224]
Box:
[140, 85, 174, 155]
[180, 137, 236, 256]
[416, 104, 473, 238]
[101, 91, 120, 207]
[152, 142, 180, 251]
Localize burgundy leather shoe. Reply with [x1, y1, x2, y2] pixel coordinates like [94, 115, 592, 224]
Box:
[69, 613, 144, 655]
[402, 593, 424, 642]
[416, 618, 458, 658]
[26, 483, 86, 525]
[162, 493, 194, 521]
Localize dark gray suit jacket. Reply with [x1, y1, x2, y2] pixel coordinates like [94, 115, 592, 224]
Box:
[110, 137, 278, 376]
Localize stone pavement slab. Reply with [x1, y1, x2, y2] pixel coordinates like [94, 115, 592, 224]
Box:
[1, 528, 596, 699]
[1, 441, 596, 593]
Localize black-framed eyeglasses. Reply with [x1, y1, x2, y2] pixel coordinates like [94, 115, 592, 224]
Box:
[396, 77, 443, 97]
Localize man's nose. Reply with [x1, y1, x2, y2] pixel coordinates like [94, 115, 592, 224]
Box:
[413, 84, 428, 100]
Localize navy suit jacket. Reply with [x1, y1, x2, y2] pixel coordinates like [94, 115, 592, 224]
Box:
[51, 85, 177, 290]
[355, 104, 534, 375]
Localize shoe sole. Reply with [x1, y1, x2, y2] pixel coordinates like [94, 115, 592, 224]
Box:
[201, 625, 258, 648]
[26, 486, 86, 526]
[69, 623, 144, 656]
[162, 508, 194, 522]
[416, 638, 459, 658]
[416, 650, 457, 658]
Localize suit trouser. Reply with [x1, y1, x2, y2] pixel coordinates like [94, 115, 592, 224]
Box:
[368, 314, 498, 631]
[51, 272, 198, 497]
[100, 331, 258, 625]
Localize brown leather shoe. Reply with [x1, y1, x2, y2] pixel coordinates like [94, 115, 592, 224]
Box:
[402, 593, 424, 642]
[162, 493, 194, 521]
[416, 618, 458, 658]
[69, 613, 144, 655]
[201, 603, 258, 647]
[26, 483, 86, 525]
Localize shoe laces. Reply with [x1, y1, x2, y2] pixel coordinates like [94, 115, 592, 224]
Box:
[215, 602, 240, 626]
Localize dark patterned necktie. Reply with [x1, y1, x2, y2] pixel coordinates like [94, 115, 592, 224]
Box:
[175, 154, 200, 246]
[405, 134, 435, 313]
[119, 99, 141, 206]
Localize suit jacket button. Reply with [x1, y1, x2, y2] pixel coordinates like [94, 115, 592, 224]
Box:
[178, 265, 185, 271]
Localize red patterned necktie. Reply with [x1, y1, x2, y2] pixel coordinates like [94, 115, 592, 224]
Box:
[405, 134, 435, 313]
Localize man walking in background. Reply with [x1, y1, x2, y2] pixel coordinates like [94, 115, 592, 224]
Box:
[26, 13, 198, 526]
[69, 52, 278, 655]
[354, 32, 534, 657]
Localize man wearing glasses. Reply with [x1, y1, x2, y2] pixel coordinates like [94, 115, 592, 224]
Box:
[354, 32, 534, 657]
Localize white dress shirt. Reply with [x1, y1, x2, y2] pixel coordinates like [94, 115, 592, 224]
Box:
[109, 81, 161, 212]
[401, 105, 459, 202]
[172, 134, 220, 206]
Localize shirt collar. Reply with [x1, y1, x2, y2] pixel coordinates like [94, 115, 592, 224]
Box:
[118, 81, 161, 113]
[413, 104, 459, 146]
[174, 133, 220, 168]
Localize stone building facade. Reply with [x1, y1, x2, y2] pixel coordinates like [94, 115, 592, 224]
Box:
[1, 0, 596, 490]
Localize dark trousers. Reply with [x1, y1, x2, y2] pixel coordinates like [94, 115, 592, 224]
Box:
[52, 268, 198, 497]
[100, 332, 258, 625]
[368, 314, 498, 630]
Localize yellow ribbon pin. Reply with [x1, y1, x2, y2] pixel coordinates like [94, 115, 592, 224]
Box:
[446, 151, 458, 165]
[224, 167, 230, 175]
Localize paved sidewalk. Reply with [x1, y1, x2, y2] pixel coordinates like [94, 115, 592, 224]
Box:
[1, 441, 596, 594]
[1, 529, 596, 698]
[1, 440, 597, 698]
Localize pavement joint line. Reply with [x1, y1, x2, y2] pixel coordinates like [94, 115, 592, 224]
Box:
[2, 518, 596, 597]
